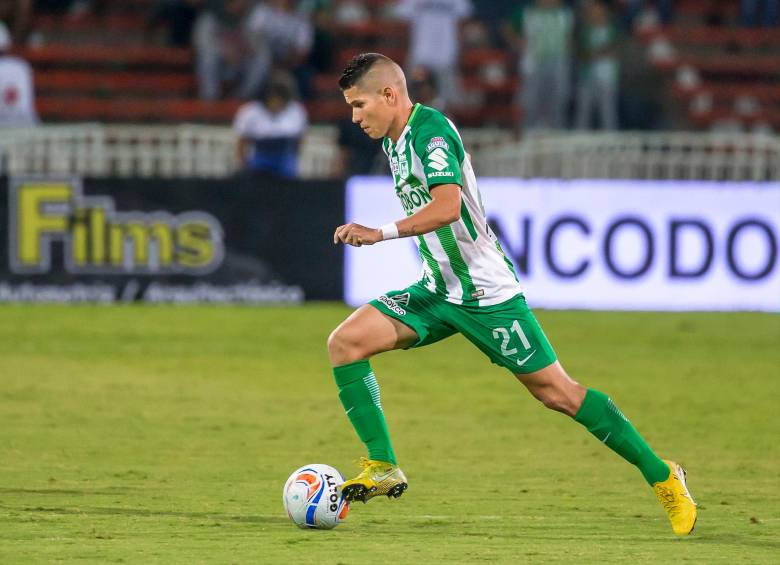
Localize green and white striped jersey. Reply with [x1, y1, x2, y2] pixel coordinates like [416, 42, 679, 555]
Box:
[382, 103, 522, 307]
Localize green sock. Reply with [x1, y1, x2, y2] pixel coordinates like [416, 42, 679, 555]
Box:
[574, 389, 669, 485]
[333, 360, 397, 465]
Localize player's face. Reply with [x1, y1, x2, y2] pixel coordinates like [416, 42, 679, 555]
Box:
[342, 85, 392, 139]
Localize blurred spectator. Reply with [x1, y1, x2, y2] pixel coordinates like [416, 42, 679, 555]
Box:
[1, 0, 32, 45]
[333, 0, 370, 25]
[395, 0, 473, 107]
[507, 0, 574, 131]
[575, 0, 620, 130]
[148, 0, 203, 48]
[741, 0, 779, 27]
[306, 2, 335, 77]
[409, 65, 446, 111]
[248, 0, 314, 99]
[194, 0, 270, 101]
[233, 72, 307, 178]
[618, 0, 674, 30]
[0, 21, 37, 126]
[617, 34, 665, 130]
[472, 0, 517, 48]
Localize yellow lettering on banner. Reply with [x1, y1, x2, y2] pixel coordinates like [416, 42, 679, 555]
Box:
[177, 222, 215, 268]
[12, 180, 223, 274]
[150, 223, 174, 266]
[124, 222, 150, 265]
[109, 224, 124, 266]
[90, 207, 106, 265]
[72, 208, 88, 266]
[17, 183, 71, 268]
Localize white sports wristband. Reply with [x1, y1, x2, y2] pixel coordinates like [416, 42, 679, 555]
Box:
[379, 222, 399, 241]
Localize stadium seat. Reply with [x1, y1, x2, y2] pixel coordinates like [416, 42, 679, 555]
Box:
[19, 45, 191, 68]
[35, 71, 195, 97]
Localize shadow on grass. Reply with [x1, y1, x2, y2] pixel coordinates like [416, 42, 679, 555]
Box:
[0, 503, 287, 524]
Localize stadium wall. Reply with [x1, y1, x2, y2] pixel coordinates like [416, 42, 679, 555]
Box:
[0, 176, 344, 303]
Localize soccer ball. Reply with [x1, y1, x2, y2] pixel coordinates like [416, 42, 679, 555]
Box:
[283, 464, 349, 529]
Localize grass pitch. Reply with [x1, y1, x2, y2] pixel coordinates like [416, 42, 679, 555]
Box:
[0, 305, 778, 564]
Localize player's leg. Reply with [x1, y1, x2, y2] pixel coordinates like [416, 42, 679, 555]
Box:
[515, 361, 697, 535]
[451, 294, 696, 534]
[329, 304, 416, 502]
[515, 361, 670, 483]
[329, 303, 418, 366]
[328, 304, 417, 467]
[329, 286, 455, 502]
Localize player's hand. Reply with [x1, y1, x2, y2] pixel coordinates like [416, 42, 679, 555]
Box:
[333, 222, 382, 247]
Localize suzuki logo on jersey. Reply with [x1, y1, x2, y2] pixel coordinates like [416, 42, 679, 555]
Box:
[427, 148, 449, 171]
[427, 148, 454, 178]
[9, 178, 225, 275]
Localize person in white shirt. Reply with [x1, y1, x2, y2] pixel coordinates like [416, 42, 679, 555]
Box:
[247, 0, 314, 99]
[395, 0, 473, 106]
[248, 0, 313, 67]
[233, 72, 308, 178]
[0, 21, 38, 126]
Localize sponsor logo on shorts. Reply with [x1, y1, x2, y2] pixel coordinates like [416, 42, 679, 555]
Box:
[426, 136, 449, 152]
[378, 294, 406, 316]
[389, 292, 410, 306]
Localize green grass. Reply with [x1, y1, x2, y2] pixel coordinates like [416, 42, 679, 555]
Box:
[0, 305, 778, 564]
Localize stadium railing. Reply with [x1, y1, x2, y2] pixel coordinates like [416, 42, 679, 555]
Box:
[475, 131, 779, 182]
[0, 126, 776, 181]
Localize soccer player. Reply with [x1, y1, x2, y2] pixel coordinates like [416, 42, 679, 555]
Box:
[329, 52, 697, 535]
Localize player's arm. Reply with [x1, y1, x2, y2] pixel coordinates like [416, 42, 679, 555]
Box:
[333, 183, 460, 247]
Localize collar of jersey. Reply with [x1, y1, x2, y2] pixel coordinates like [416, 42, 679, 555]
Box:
[390, 103, 422, 149]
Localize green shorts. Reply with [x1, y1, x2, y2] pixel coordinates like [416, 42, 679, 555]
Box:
[369, 282, 557, 374]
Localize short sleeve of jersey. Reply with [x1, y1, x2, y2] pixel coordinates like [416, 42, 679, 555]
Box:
[413, 116, 465, 188]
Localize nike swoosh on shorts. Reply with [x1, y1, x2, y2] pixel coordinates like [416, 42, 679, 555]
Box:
[516, 350, 537, 367]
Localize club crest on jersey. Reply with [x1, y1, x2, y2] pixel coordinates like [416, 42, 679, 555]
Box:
[390, 156, 399, 174]
[390, 155, 409, 178]
[426, 136, 449, 152]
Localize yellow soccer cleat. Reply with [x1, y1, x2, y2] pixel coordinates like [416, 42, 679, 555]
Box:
[653, 459, 697, 535]
[338, 458, 408, 503]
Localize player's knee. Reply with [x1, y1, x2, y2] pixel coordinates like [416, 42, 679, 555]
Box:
[327, 325, 366, 365]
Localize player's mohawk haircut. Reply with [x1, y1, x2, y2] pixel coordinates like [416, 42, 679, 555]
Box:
[338, 52, 392, 90]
